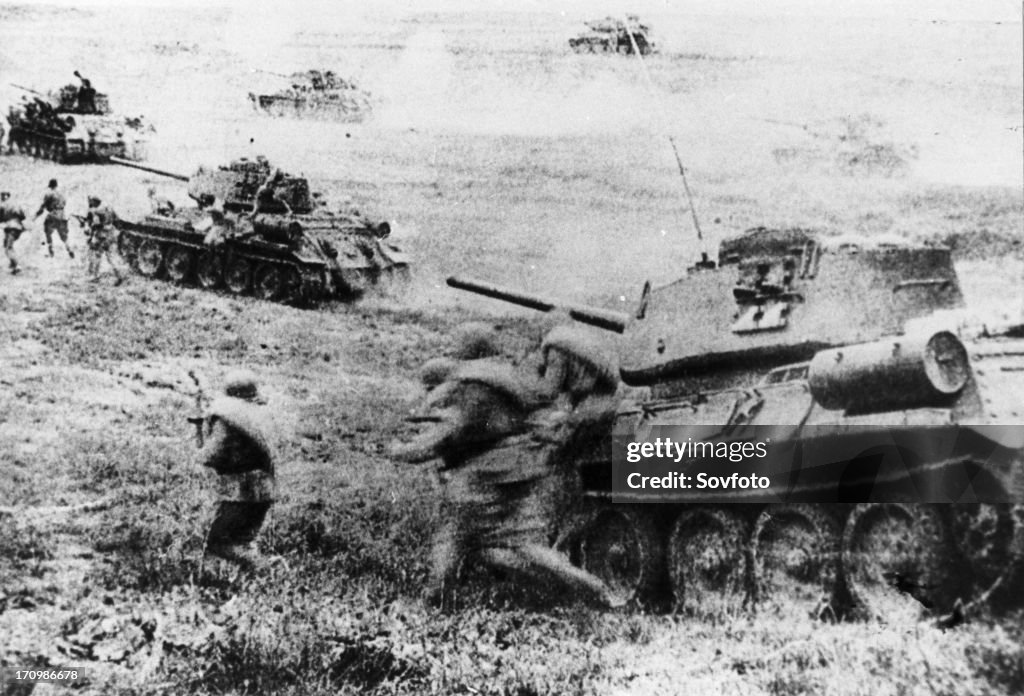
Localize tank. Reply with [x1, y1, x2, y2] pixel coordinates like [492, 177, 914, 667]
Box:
[248, 69, 373, 122]
[5, 77, 149, 162]
[448, 227, 1024, 620]
[569, 15, 655, 56]
[109, 155, 410, 305]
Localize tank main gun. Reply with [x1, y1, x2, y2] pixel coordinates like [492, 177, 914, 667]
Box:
[446, 276, 629, 334]
[252, 68, 294, 80]
[107, 156, 189, 181]
[10, 83, 48, 98]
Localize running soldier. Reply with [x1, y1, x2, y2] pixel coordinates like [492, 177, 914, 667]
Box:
[197, 369, 277, 569]
[531, 326, 622, 554]
[35, 179, 74, 258]
[392, 352, 621, 611]
[84, 196, 123, 284]
[1, 192, 27, 275]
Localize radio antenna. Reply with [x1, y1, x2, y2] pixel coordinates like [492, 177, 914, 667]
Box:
[622, 16, 706, 246]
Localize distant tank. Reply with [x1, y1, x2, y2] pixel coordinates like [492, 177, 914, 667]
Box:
[449, 227, 1024, 619]
[569, 15, 655, 56]
[109, 155, 410, 305]
[5, 74, 150, 162]
[248, 69, 373, 122]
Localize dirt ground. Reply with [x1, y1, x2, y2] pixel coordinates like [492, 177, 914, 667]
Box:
[1, 3, 1022, 695]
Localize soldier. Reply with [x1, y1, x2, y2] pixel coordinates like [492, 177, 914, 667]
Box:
[536, 325, 620, 408]
[73, 71, 97, 114]
[198, 369, 277, 570]
[84, 196, 123, 285]
[392, 354, 621, 611]
[147, 186, 175, 216]
[35, 179, 74, 259]
[1, 192, 27, 275]
[196, 206, 234, 248]
[532, 326, 622, 550]
[250, 169, 292, 219]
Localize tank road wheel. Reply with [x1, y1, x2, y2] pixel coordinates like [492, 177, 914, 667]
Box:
[196, 252, 225, 289]
[225, 258, 253, 295]
[751, 505, 840, 619]
[668, 508, 748, 617]
[135, 239, 166, 277]
[951, 504, 1022, 609]
[254, 263, 300, 303]
[579, 507, 663, 606]
[117, 233, 140, 268]
[841, 503, 955, 621]
[164, 246, 196, 284]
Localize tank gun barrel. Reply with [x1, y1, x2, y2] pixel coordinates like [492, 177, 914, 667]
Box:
[10, 83, 45, 97]
[107, 156, 189, 181]
[447, 276, 629, 334]
[253, 68, 293, 80]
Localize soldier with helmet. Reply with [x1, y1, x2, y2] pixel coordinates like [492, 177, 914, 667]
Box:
[1, 191, 28, 275]
[392, 323, 621, 610]
[250, 168, 292, 219]
[84, 195, 123, 284]
[531, 326, 622, 553]
[35, 179, 73, 259]
[198, 369, 277, 569]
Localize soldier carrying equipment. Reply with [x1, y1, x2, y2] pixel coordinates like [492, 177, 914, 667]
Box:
[392, 329, 624, 611]
[35, 179, 73, 259]
[84, 195, 123, 284]
[197, 369, 277, 570]
[1, 191, 28, 275]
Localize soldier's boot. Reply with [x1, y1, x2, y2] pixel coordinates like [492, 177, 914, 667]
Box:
[489, 544, 628, 609]
[424, 532, 464, 613]
[86, 252, 100, 280]
[206, 541, 261, 570]
[107, 252, 125, 285]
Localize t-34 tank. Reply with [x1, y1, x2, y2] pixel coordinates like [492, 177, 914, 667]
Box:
[569, 15, 655, 56]
[248, 69, 373, 122]
[6, 75, 149, 162]
[448, 227, 1024, 620]
[109, 155, 410, 305]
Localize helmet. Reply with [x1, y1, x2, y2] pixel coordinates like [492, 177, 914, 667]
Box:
[87, 196, 101, 207]
[48, 179, 58, 189]
[418, 357, 458, 390]
[223, 369, 265, 403]
[451, 322, 501, 360]
[541, 325, 619, 395]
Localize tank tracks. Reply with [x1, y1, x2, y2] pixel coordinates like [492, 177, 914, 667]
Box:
[558, 501, 1023, 621]
[117, 225, 332, 306]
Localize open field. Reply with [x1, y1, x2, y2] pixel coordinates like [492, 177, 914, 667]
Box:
[1, 3, 1022, 694]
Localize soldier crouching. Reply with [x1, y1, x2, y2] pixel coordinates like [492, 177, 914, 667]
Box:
[198, 369, 276, 570]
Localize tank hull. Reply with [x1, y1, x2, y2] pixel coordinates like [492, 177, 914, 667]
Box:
[559, 327, 1024, 618]
[114, 210, 410, 305]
